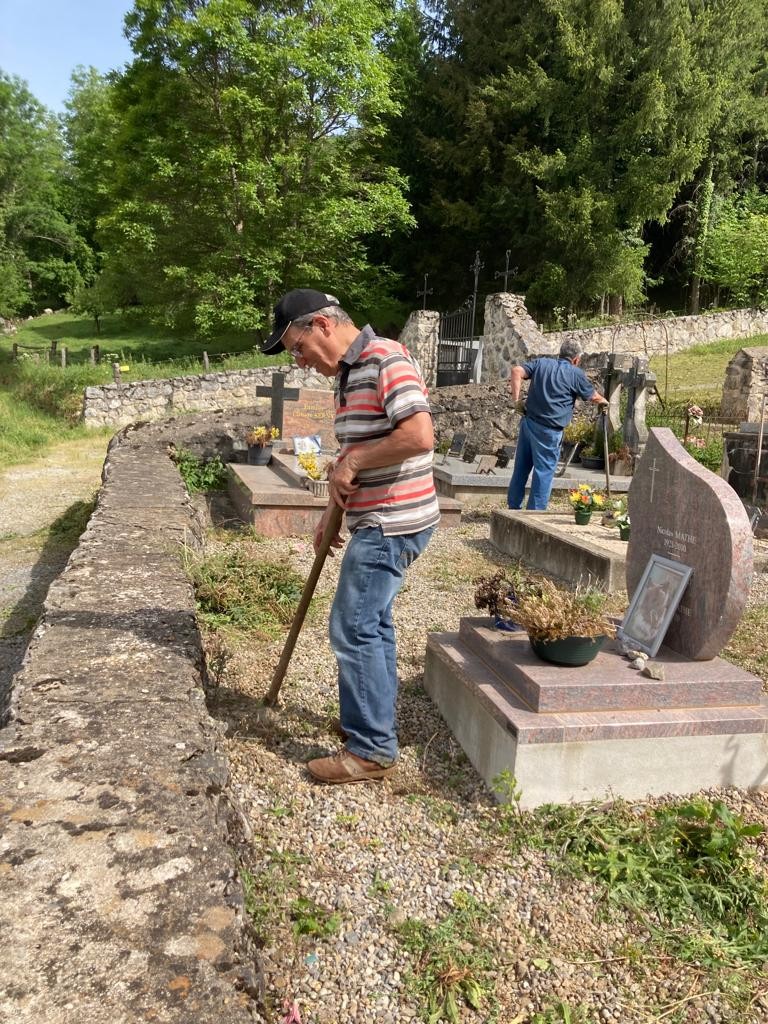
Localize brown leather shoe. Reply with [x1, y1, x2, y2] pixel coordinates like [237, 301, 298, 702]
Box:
[307, 749, 396, 784]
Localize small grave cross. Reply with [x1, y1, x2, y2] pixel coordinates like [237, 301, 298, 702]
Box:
[256, 372, 300, 436]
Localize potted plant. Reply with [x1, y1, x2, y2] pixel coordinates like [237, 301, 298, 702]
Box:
[297, 451, 330, 497]
[568, 483, 606, 524]
[615, 505, 631, 541]
[562, 418, 594, 464]
[245, 425, 280, 465]
[508, 578, 617, 666]
[473, 570, 524, 632]
[579, 440, 605, 471]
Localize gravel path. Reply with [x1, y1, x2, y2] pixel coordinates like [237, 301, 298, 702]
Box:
[205, 514, 768, 1024]
[0, 436, 109, 710]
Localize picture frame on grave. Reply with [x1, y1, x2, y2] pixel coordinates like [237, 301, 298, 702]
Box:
[618, 554, 693, 657]
[447, 432, 466, 458]
[293, 434, 322, 454]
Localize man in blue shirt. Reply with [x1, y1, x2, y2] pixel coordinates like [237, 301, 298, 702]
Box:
[507, 339, 609, 510]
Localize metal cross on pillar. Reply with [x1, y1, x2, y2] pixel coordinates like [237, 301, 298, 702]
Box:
[494, 250, 517, 292]
[256, 372, 300, 437]
[417, 273, 433, 310]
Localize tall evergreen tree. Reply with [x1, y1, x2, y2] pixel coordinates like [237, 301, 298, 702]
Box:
[384, 0, 768, 315]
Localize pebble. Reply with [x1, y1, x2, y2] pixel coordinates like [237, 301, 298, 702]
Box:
[641, 661, 666, 680]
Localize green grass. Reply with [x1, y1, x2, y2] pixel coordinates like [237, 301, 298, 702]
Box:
[397, 890, 495, 1024]
[0, 389, 104, 470]
[509, 796, 768, 969]
[184, 547, 305, 637]
[649, 334, 768, 411]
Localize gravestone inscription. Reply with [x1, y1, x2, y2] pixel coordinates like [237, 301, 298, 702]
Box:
[626, 428, 753, 660]
[282, 388, 337, 449]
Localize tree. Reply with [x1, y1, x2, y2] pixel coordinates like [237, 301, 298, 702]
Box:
[0, 72, 89, 316]
[95, 0, 412, 336]
[702, 188, 768, 307]
[383, 0, 768, 315]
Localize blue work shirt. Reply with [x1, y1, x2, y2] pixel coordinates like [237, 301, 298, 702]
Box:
[521, 357, 595, 430]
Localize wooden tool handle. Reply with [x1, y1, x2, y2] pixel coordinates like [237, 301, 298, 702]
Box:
[262, 503, 344, 707]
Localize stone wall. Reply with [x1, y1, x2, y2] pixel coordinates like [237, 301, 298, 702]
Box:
[721, 347, 768, 422]
[546, 307, 768, 359]
[476, 295, 768, 382]
[0, 419, 259, 1023]
[481, 294, 559, 381]
[429, 382, 521, 451]
[82, 365, 332, 428]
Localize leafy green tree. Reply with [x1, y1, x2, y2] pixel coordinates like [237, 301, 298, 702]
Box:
[96, 0, 412, 336]
[702, 188, 768, 306]
[0, 72, 89, 316]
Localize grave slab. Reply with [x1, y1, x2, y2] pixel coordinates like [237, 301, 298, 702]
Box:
[227, 451, 462, 536]
[434, 455, 631, 504]
[490, 510, 628, 591]
[627, 429, 754, 659]
[424, 618, 768, 808]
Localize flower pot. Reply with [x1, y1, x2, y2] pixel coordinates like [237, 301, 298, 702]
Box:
[570, 441, 585, 464]
[305, 478, 329, 498]
[580, 455, 605, 470]
[247, 444, 272, 466]
[494, 615, 521, 633]
[573, 507, 592, 525]
[530, 634, 607, 667]
[619, 523, 631, 541]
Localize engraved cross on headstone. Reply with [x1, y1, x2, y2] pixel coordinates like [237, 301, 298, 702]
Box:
[256, 372, 300, 436]
[648, 458, 659, 503]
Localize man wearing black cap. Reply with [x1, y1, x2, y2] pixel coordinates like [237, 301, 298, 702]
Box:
[261, 289, 440, 784]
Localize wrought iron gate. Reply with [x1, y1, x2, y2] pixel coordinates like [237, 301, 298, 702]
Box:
[436, 305, 479, 386]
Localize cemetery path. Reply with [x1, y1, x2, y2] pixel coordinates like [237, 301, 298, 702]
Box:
[0, 434, 110, 708]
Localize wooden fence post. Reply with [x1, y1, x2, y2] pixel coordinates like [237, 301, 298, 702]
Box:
[112, 362, 121, 384]
[49, 340, 57, 362]
[202, 351, 210, 371]
[90, 345, 100, 365]
[60, 346, 67, 368]
[12, 343, 18, 361]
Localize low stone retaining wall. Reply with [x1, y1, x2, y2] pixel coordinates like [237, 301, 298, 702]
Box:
[82, 365, 331, 429]
[546, 307, 768, 357]
[0, 419, 259, 1023]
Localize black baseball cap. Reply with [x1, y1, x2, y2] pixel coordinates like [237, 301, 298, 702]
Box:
[260, 288, 341, 354]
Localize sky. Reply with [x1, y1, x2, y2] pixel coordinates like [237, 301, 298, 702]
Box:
[0, 0, 135, 112]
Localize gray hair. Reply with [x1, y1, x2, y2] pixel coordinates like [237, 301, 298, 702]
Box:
[293, 305, 353, 329]
[559, 338, 582, 360]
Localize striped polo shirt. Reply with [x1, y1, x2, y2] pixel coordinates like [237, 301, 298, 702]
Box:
[334, 325, 440, 536]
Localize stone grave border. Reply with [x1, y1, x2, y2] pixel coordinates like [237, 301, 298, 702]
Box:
[0, 415, 259, 1023]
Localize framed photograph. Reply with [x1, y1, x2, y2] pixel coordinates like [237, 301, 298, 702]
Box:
[618, 554, 693, 657]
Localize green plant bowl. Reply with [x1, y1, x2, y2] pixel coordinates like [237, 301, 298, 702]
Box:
[530, 634, 606, 667]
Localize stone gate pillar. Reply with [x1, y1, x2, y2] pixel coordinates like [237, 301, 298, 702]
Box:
[399, 309, 440, 388]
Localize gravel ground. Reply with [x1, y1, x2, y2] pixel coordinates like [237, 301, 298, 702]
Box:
[202, 510, 768, 1024]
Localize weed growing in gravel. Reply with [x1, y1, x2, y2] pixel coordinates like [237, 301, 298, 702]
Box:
[396, 890, 495, 1023]
[170, 446, 228, 492]
[528, 797, 767, 967]
[185, 548, 304, 636]
[289, 897, 341, 938]
[531, 1002, 595, 1023]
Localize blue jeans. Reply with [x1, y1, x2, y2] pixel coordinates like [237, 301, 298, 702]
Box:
[329, 525, 435, 765]
[507, 416, 563, 510]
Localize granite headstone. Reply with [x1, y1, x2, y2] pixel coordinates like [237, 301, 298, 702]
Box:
[282, 388, 337, 450]
[626, 428, 753, 660]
